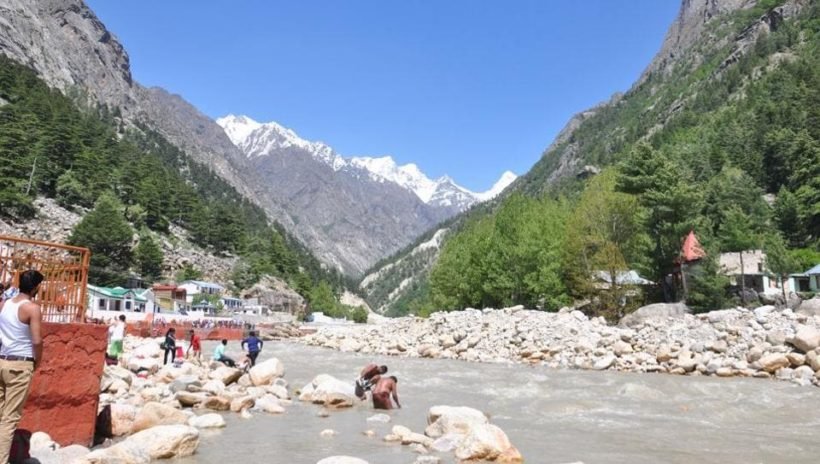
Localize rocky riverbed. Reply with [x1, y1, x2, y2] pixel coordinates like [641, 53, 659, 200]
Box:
[302, 299, 820, 388]
[26, 336, 521, 464]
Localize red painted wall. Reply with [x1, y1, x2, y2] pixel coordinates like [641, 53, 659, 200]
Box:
[20, 323, 107, 446]
[126, 323, 245, 341]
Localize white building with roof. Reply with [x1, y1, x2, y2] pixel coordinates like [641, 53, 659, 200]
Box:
[178, 280, 225, 304]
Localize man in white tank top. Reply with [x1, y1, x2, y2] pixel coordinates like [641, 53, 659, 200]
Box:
[0, 270, 43, 464]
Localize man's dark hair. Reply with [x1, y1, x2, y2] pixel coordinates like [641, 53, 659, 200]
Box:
[222, 339, 228, 345]
[119, 314, 126, 322]
[249, 331, 256, 337]
[390, 376, 397, 383]
[379, 365, 388, 374]
[19, 270, 44, 295]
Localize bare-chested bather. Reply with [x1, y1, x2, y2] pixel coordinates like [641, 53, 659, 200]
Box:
[371, 376, 400, 410]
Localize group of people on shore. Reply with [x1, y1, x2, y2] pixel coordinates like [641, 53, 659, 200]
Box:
[355, 363, 400, 410]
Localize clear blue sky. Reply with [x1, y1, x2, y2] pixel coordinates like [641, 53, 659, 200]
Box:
[86, 0, 679, 192]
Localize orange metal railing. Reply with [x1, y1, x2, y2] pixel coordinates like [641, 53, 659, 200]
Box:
[0, 235, 90, 323]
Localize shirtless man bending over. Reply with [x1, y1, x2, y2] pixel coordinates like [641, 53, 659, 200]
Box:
[355, 363, 387, 400]
[371, 376, 400, 410]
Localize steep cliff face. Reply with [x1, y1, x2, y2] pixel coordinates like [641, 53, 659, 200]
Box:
[0, 0, 135, 109]
[515, 0, 807, 195]
[0, 0, 255, 199]
[641, 0, 757, 80]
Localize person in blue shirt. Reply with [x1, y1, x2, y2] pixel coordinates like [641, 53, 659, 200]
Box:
[212, 339, 236, 367]
[241, 331, 263, 366]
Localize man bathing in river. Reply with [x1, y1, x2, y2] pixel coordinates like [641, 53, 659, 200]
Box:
[355, 363, 387, 400]
[372, 376, 400, 410]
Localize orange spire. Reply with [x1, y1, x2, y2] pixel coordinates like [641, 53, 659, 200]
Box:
[681, 230, 706, 262]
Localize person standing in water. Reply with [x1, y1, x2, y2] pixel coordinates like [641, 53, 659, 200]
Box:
[0, 270, 44, 464]
[371, 376, 400, 410]
[241, 331, 263, 367]
[162, 328, 176, 365]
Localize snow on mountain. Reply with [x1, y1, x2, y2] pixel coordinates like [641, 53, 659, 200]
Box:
[352, 156, 517, 209]
[216, 114, 345, 169]
[475, 170, 518, 201]
[217, 114, 517, 211]
[349, 156, 440, 202]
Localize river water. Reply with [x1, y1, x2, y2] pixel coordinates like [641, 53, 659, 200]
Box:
[180, 341, 820, 464]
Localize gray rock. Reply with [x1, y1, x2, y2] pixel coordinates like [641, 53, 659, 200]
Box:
[797, 297, 820, 316]
[619, 303, 689, 327]
[790, 326, 820, 353]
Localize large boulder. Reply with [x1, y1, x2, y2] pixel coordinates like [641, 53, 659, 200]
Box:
[254, 395, 286, 414]
[249, 358, 285, 386]
[241, 276, 306, 314]
[126, 356, 161, 374]
[176, 391, 209, 408]
[300, 375, 356, 409]
[619, 302, 689, 327]
[131, 340, 162, 359]
[454, 423, 523, 463]
[210, 366, 243, 386]
[109, 403, 139, 437]
[203, 396, 231, 411]
[759, 353, 790, 373]
[79, 425, 199, 463]
[188, 413, 227, 429]
[790, 326, 820, 353]
[316, 457, 369, 464]
[104, 365, 134, 385]
[31, 444, 91, 464]
[170, 375, 202, 393]
[425, 406, 488, 438]
[131, 402, 189, 433]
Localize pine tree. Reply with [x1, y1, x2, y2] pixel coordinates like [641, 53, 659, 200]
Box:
[763, 233, 800, 303]
[718, 206, 761, 306]
[134, 233, 164, 282]
[69, 193, 134, 285]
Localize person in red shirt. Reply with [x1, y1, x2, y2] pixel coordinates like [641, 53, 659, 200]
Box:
[186, 330, 202, 364]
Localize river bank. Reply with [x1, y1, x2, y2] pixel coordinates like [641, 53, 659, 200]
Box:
[23, 337, 820, 463]
[119, 342, 820, 464]
[27, 336, 521, 464]
[301, 302, 820, 387]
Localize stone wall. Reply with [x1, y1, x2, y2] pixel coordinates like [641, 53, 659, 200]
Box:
[20, 323, 107, 446]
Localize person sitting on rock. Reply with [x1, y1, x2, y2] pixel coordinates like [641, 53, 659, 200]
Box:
[212, 339, 236, 367]
[355, 363, 388, 400]
[371, 375, 400, 410]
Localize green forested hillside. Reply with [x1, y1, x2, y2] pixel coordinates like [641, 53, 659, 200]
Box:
[388, 0, 820, 317]
[0, 56, 349, 299]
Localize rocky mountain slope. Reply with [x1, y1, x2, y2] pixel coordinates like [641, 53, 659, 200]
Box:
[0, 0, 516, 276]
[361, 0, 816, 315]
[216, 115, 515, 274]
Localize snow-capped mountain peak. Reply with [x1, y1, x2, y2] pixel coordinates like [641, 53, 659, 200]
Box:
[217, 114, 517, 212]
[476, 170, 518, 201]
[350, 156, 440, 203]
[216, 114, 344, 169]
[216, 114, 261, 146]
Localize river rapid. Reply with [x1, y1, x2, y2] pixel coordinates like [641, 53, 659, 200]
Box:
[181, 341, 820, 464]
